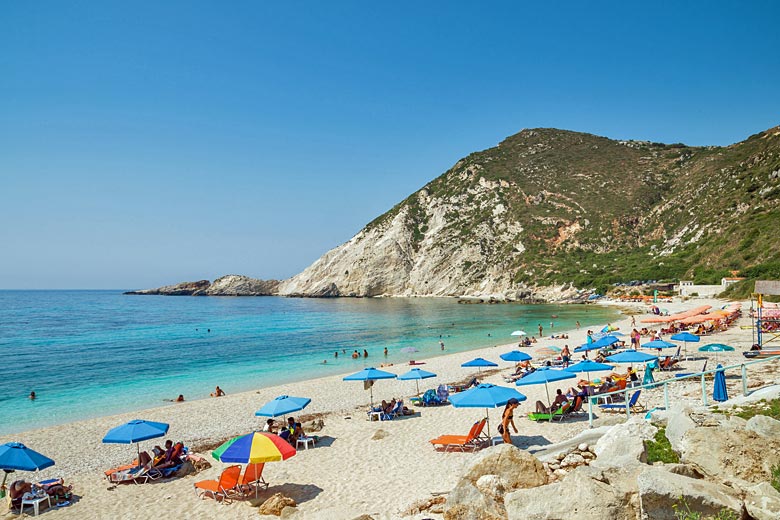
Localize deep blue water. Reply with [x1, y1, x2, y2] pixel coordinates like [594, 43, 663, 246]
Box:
[0, 291, 619, 434]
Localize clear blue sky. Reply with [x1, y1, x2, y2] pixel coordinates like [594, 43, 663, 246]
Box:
[1, 1, 778, 289]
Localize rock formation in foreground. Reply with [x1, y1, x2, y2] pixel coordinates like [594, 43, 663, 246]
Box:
[125, 275, 279, 296]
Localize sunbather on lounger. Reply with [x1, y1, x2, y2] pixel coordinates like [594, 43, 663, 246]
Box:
[535, 390, 568, 413]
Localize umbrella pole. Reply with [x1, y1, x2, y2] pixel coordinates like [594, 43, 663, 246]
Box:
[545, 382, 551, 408]
[485, 407, 490, 437]
[416, 380, 420, 396]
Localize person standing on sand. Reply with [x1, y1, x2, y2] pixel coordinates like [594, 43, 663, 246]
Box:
[631, 315, 637, 327]
[500, 398, 520, 444]
[561, 345, 571, 368]
[538, 324, 543, 336]
[576, 321, 581, 329]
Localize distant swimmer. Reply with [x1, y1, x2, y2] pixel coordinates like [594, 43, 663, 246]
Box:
[322, 360, 327, 364]
[29, 391, 36, 400]
[440, 341, 445, 351]
[363, 349, 368, 358]
[352, 350, 359, 359]
[383, 347, 388, 356]
[207, 329, 211, 333]
[165, 394, 185, 402]
[334, 351, 338, 358]
[210, 386, 226, 397]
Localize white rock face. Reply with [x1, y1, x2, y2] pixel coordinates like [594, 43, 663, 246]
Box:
[745, 414, 780, 438]
[591, 417, 656, 470]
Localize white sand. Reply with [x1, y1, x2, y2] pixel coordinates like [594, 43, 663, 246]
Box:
[1, 297, 773, 520]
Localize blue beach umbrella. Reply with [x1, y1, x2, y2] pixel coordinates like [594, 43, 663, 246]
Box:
[397, 368, 437, 395]
[713, 364, 728, 402]
[575, 335, 619, 353]
[343, 367, 397, 409]
[642, 340, 677, 350]
[671, 331, 701, 359]
[255, 395, 312, 419]
[461, 357, 498, 374]
[515, 368, 576, 404]
[102, 419, 170, 461]
[449, 383, 527, 436]
[564, 360, 614, 381]
[605, 350, 658, 364]
[0, 442, 55, 472]
[499, 351, 533, 362]
[671, 332, 700, 343]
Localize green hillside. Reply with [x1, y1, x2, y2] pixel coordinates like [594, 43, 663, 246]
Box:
[369, 126, 780, 295]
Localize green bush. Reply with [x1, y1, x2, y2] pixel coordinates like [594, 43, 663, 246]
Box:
[772, 463, 780, 493]
[645, 427, 679, 464]
[673, 497, 739, 519]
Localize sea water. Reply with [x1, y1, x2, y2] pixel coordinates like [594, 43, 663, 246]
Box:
[0, 290, 619, 435]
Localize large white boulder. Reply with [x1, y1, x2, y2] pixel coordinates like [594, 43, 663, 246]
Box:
[505, 466, 637, 519]
[680, 426, 780, 484]
[637, 466, 743, 520]
[591, 417, 656, 470]
[744, 482, 780, 520]
[745, 414, 780, 438]
[443, 444, 547, 520]
[664, 407, 696, 453]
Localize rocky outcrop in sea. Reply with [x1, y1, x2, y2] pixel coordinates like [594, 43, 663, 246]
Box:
[124, 275, 280, 296]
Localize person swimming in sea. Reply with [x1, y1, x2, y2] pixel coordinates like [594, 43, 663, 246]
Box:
[29, 391, 36, 400]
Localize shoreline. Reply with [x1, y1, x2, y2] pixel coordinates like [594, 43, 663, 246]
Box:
[2, 296, 759, 519]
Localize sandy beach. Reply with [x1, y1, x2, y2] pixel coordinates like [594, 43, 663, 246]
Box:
[2, 296, 772, 520]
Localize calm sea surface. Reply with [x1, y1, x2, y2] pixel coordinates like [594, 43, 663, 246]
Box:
[0, 291, 619, 435]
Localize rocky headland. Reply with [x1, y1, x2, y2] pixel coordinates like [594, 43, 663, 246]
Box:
[124, 274, 280, 296]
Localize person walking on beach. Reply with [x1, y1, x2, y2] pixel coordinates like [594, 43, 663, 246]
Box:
[500, 398, 520, 444]
[561, 345, 571, 368]
[576, 321, 581, 329]
[631, 315, 637, 327]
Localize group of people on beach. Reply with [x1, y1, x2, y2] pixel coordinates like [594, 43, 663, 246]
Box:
[263, 416, 306, 445]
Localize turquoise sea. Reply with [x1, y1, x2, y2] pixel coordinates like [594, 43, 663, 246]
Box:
[0, 291, 619, 435]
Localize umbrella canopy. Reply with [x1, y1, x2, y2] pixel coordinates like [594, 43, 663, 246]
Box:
[343, 367, 397, 409]
[449, 383, 527, 408]
[699, 344, 735, 363]
[499, 351, 533, 362]
[510, 330, 527, 336]
[713, 364, 728, 402]
[102, 419, 170, 462]
[515, 368, 575, 404]
[0, 443, 55, 472]
[461, 358, 498, 368]
[103, 420, 169, 444]
[255, 395, 312, 418]
[564, 360, 614, 374]
[699, 344, 735, 352]
[212, 432, 296, 463]
[642, 340, 677, 349]
[605, 350, 658, 364]
[671, 332, 700, 342]
[575, 335, 619, 353]
[398, 368, 436, 380]
[449, 383, 527, 436]
[398, 368, 437, 395]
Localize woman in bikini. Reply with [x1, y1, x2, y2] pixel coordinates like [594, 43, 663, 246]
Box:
[500, 398, 520, 444]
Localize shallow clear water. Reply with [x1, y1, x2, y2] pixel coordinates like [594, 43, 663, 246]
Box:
[0, 291, 619, 435]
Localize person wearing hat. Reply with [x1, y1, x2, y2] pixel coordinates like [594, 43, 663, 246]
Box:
[262, 418, 278, 434]
[499, 398, 520, 445]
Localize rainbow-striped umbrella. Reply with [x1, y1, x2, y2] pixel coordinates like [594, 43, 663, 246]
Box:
[212, 432, 296, 464]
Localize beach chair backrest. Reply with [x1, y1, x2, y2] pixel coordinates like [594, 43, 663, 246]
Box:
[219, 465, 242, 490]
[629, 391, 641, 407]
[471, 418, 487, 440]
[463, 421, 480, 441]
[241, 463, 264, 485]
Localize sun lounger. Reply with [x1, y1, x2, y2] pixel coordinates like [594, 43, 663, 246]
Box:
[108, 464, 151, 485]
[194, 465, 242, 503]
[599, 390, 644, 413]
[429, 418, 487, 452]
[528, 401, 572, 422]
